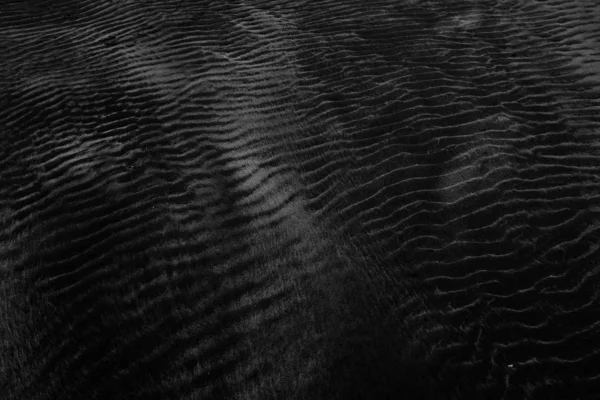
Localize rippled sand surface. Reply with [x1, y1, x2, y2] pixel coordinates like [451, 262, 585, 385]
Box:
[1, 1, 600, 399]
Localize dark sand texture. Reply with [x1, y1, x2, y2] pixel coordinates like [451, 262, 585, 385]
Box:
[1, 0, 600, 399]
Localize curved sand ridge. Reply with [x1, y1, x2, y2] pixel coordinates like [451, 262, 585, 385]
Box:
[2, 0, 600, 399]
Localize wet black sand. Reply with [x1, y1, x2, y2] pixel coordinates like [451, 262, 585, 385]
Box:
[1, 1, 600, 399]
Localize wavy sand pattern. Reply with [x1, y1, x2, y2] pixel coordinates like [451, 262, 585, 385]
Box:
[1, 0, 600, 399]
